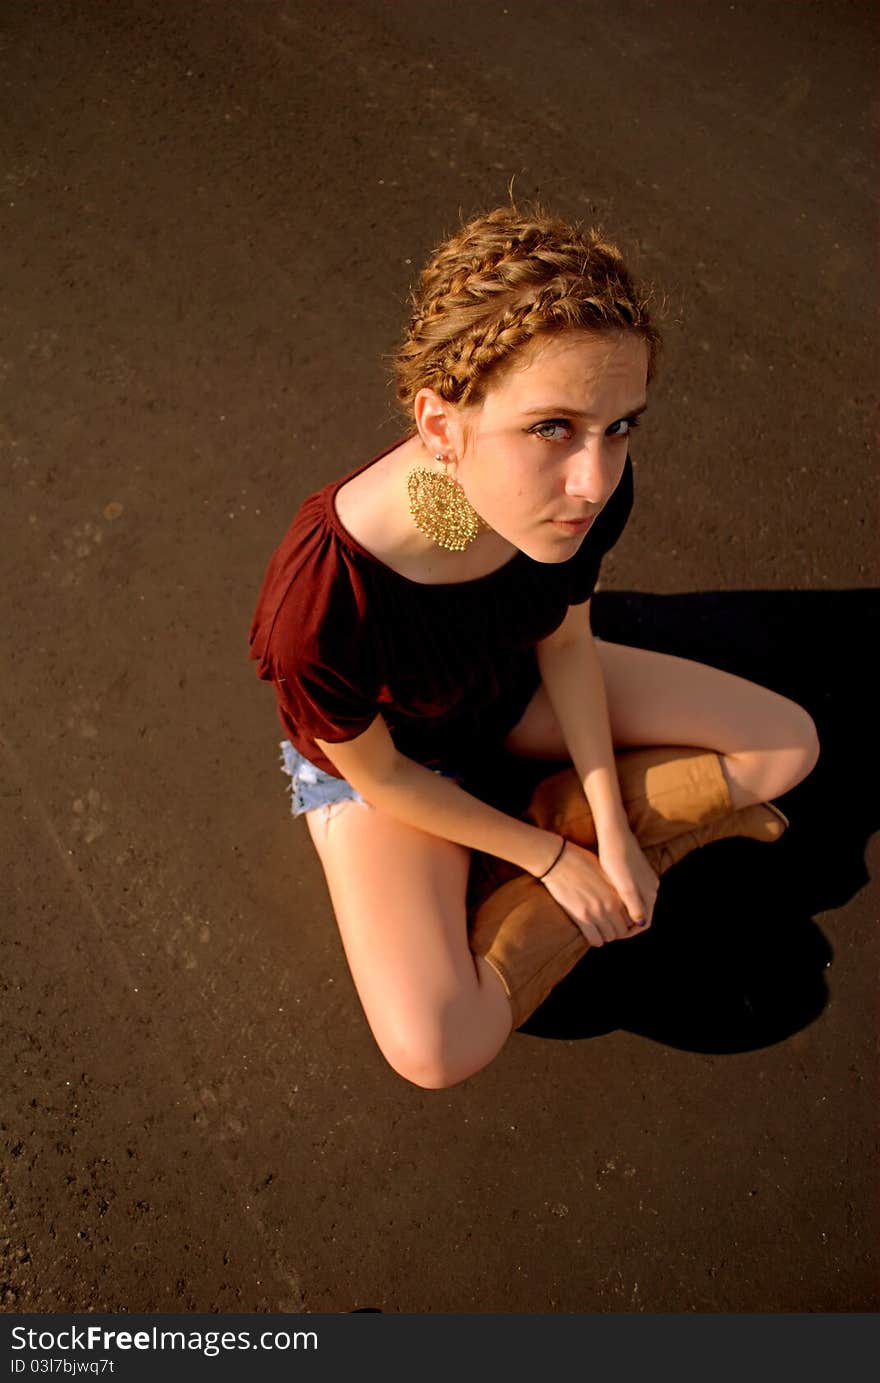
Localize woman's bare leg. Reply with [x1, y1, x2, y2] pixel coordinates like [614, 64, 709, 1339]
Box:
[504, 638, 820, 804]
[305, 801, 513, 1090]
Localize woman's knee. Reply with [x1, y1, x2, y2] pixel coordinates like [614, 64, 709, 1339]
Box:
[377, 1001, 511, 1091]
[794, 701, 820, 770]
[769, 697, 820, 791]
[380, 1035, 486, 1091]
[727, 697, 820, 803]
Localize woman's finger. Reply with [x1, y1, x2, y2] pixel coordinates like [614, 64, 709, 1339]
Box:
[624, 914, 651, 938]
[602, 904, 633, 940]
[618, 888, 646, 926]
[581, 920, 605, 947]
[596, 904, 629, 945]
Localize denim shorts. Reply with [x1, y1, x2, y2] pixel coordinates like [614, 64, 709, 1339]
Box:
[280, 740, 368, 818]
[279, 739, 464, 822]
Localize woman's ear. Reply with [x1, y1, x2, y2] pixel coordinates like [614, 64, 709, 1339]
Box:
[413, 388, 457, 457]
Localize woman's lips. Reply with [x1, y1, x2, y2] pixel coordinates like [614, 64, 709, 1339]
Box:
[552, 515, 596, 534]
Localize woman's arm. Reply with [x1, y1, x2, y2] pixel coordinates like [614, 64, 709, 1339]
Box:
[315, 717, 562, 877]
[534, 599, 627, 843]
[535, 600, 659, 926]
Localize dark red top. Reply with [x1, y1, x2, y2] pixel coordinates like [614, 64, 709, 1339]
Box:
[249, 437, 634, 778]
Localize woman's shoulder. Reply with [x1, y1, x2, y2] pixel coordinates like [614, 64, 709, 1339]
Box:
[253, 487, 342, 607]
[285, 431, 415, 562]
[248, 438, 412, 676]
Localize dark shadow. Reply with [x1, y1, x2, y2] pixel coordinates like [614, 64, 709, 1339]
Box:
[488, 589, 879, 1054]
[519, 838, 832, 1052]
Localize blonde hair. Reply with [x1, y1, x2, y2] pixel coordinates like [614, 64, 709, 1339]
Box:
[392, 202, 660, 416]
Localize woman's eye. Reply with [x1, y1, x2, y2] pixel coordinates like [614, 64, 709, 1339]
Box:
[531, 420, 571, 441]
[606, 415, 641, 438]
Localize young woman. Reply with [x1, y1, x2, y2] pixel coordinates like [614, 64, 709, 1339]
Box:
[249, 204, 819, 1089]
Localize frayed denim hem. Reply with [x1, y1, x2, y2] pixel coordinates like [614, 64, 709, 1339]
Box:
[279, 740, 367, 818]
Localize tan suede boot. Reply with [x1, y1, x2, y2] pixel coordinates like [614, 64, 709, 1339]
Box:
[526, 746, 733, 847]
[468, 747, 789, 1029]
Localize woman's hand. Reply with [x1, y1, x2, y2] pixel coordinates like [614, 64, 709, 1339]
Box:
[538, 839, 642, 947]
[597, 826, 659, 932]
[539, 827, 659, 947]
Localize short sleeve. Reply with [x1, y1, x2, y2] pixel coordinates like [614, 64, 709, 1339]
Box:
[273, 654, 378, 746]
[566, 455, 634, 605]
[248, 486, 381, 751]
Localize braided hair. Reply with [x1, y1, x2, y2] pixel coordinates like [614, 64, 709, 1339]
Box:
[393, 203, 660, 416]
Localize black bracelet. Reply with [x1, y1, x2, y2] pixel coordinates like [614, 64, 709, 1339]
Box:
[536, 836, 566, 881]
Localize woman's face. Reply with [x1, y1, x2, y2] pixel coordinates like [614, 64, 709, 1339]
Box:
[450, 329, 649, 564]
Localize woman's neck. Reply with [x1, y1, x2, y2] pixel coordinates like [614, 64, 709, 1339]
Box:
[334, 435, 517, 585]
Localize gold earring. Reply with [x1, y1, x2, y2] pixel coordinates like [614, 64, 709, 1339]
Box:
[406, 453, 482, 551]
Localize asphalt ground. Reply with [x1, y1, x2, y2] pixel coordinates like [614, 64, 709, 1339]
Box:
[2, 0, 877, 1314]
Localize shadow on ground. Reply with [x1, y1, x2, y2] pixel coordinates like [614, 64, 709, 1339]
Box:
[480, 588, 878, 1054]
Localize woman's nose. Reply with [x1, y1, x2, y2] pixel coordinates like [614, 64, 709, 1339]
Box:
[565, 439, 619, 502]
